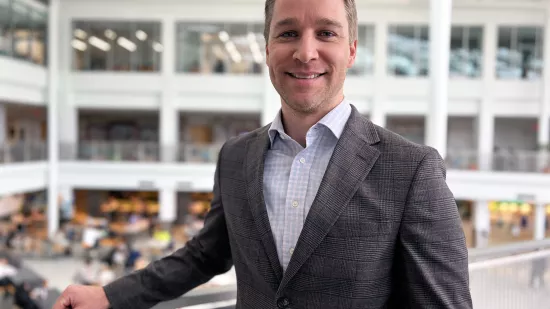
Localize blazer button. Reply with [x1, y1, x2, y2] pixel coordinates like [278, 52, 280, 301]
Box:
[277, 297, 291, 308]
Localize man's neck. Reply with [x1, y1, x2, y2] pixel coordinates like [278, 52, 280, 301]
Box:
[281, 98, 343, 147]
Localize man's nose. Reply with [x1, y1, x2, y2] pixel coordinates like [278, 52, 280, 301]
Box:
[293, 33, 319, 63]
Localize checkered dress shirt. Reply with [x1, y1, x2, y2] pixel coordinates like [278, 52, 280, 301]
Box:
[263, 100, 352, 272]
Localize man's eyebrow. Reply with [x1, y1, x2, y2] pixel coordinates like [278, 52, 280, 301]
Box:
[316, 18, 343, 29]
[273, 17, 299, 29]
[272, 17, 344, 29]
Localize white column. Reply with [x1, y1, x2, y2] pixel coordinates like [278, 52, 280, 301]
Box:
[0, 103, 6, 144]
[478, 23, 497, 171]
[477, 104, 494, 171]
[160, 18, 178, 162]
[535, 203, 547, 240]
[370, 21, 388, 128]
[159, 188, 177, 223]
[59, 102, 77, 158]
[474, 200, 491, 248]
[262, 65, 280, 126]
[47, 0, 60, 238]
[539, 9, 550, 151]
[426, 0, 452, 159]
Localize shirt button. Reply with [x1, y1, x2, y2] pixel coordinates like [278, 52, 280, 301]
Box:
[289, 248, 294, 255]
[299, 157, 306, 164]
[292, 201, 299, 208]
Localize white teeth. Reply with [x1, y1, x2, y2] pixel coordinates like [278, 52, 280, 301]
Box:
[290, 73, 321, 79]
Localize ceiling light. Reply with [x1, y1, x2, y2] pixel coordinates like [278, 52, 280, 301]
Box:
[218, 31, 230, 42]
[104, 29, 117, 40]
[225, 41, 237, 53]
[136, 30, 148, 41]
[152, 42, 164, 52]
[71, 39, 87, 51]
[88, 36, 111, 51]
[74, 28, 87, 40]
[117, 37, 137, 52]
[247, 32, 257, 44]
[231, 52, 242, 63]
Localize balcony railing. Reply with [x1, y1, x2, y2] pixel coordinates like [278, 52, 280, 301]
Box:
[446, 150, 550, 173]
[0, 142, 47, 163]
[178, 143, 223, 163]
[60, 142, 224, 163]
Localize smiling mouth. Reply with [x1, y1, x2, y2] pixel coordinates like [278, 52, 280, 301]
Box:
[286, 72, 327, 79]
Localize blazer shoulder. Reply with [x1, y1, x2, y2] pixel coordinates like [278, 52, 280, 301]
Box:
[373, 124, 439, 162]
[220, 124, 270, 160]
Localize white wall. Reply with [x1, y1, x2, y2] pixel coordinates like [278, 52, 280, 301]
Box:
[59, 162, 216, 192]
[0, 57, 48, 105]
[54, 161, 550, 205]
[0, 163, 48, 196]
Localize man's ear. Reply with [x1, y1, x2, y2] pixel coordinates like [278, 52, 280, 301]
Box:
[347, 39, 357, 68]
[266, 44, 270, 67]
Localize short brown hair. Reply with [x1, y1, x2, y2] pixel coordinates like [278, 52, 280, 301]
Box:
[264, 0, 358, 43]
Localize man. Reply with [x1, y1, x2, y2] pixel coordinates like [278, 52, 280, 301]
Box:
[53, 0, 472, 308]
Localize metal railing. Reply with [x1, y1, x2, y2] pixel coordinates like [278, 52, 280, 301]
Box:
[178, 143, 223, 163]
[469, 248, 550, 308]
[446, 150, 550, 173]
[60, 141, 161, 162]
[60, 142, 224, 163]
[0, 142, 47, 163]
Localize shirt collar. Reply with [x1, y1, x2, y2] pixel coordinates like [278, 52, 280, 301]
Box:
[268, 100, 352, 146]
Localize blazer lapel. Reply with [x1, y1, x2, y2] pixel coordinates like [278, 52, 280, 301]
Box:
[244, 127, 284, 282]
[277, 106, 381, 294]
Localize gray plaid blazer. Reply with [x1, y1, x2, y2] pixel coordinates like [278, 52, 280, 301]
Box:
[104, 105, 473, 309]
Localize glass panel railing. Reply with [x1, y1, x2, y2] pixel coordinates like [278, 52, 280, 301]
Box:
[446, 150, 550, 173]
[60, 142, 161, 162]
[60, 142, 225, 163]
[0, 142, 47, 163]
[178, 143, 223, 163]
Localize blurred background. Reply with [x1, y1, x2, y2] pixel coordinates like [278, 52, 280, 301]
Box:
[1, 0, 550, 308]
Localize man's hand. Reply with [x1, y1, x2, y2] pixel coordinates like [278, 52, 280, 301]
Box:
[52, 285, 110, 309]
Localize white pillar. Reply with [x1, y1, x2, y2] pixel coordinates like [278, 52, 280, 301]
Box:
[540, 9, 550, 151]
[159, 188, 177, 223]
[535, 203, 547, 240]
[477, 103, 494, 171]
[0, 103, 6, 144]
[474, 200, 491, 248]
[370, 21, 388, 128]
[262, 65, 280, 126]
[59, 102, 77, 159]
[478, 23, 497, 171]
[426, 0, 452, 159]
[47, 0, 60, 238]
[160, 18, 178, 162]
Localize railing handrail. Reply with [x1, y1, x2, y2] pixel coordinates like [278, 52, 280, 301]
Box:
[468, 239, 550, 261]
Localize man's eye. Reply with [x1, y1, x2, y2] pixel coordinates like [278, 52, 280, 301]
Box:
[279, 32, 297, 38]
[319, 31, 336, 37]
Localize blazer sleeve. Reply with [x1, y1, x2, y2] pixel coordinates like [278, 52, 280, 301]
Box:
[391, 147, 473, 309]
[103, 145, 233, 309]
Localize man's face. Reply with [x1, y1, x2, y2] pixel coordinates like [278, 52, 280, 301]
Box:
[266, 0, 357, 114]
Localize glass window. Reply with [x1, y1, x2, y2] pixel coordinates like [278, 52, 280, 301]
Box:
[11, 0, 31, 60]
[176, 22, 266, 75]
[30, 10, 47, 65]
[0, 0, 11, 56]
[349, 25, 374, 76]
[388, 25, 430, 77]
[450, 26, 483, 78]
[72, 21, 162, 72]
[0, 0, 47, 65]
[496, 26, 543, 80]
